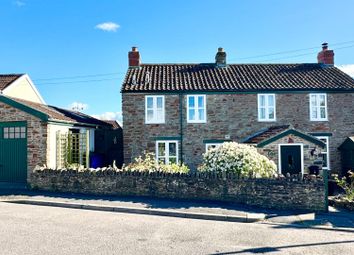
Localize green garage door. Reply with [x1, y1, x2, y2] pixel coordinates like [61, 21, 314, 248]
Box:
[0, 122, 27, 183]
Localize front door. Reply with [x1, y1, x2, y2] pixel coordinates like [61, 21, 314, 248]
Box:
[280, 145, 302, 175]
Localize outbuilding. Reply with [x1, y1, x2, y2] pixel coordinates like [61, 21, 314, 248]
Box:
[0, 95, 117, 184]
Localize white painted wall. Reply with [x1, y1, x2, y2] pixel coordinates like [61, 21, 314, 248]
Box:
[3, 74, 45, 104]
[47, 124, 70, 169]
[47, 124, 95, 169]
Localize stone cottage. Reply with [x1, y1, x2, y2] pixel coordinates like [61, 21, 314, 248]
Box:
[121, 43, 354, 175]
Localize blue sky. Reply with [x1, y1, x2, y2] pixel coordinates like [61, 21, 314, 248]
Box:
[1, 0, 354, 123]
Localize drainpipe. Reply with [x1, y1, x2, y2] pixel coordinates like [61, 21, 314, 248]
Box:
[179, 93, 184, 164]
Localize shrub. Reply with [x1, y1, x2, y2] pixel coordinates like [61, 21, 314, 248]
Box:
[198, 142, 277, 178]
[124, 152, 190, 174]
[334, 170, 354, 202]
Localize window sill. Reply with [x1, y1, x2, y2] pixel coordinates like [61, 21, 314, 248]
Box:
[145, 122, 165, 124]
[187, 121, 207, 124]
[310, 119, 328, 122]
[258, 119, 276, 122]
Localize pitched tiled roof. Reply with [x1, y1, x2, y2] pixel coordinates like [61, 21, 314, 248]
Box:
[9, 97, 112, 127]
[243, 125, 326, 148]
[102, 120, 121, 129]
[0, 74, 23, 90]
[121, 64, 354, 92]
[243, 125, 290, 144]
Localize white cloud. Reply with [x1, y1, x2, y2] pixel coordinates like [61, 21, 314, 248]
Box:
[337, 64, 354, 77]
[95, 22, 120, 32]
[13, 1, 25, 7]
[92, 111, 122, 122]
[68, 102, 89, 112]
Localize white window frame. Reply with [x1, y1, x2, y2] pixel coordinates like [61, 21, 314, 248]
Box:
[315, 136, 330, 170]
[309, 93, 328, 121]
[145, 95, 165, 124]
[257, 94, 276, 122]
[205, 143, 222, 152]
[187, 95, 207, 123]
[155, 140, 178, 164]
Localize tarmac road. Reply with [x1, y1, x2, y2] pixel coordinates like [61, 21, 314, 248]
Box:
[0, 202, 353, 255]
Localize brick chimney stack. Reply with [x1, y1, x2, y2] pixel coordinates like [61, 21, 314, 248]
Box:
[215, 47, 227, 67]
[317, 42, 334, 65]
[128, 46, 141, 68]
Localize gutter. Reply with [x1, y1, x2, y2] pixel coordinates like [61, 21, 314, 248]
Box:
[179, 93, 184, 164]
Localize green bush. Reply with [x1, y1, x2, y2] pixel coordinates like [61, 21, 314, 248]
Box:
[198, 142, 277, 178]
[124, 152, 190, 174]
[334, 171, 354, 202]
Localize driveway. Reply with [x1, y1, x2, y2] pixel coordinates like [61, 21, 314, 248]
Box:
[0, 202, 353, 255]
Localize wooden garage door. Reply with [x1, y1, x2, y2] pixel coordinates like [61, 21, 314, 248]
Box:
[0, 122, 27, 183]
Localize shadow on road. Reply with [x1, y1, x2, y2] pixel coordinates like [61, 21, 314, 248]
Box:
[210, 240, 354, 254]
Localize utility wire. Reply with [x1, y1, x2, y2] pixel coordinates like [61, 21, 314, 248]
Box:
[33, 72, 125, 81]
[35, 77, 123, 86]
[229, 40, 354, 61]
[257, 44, 354, 63]
[33, 39, 354, 85]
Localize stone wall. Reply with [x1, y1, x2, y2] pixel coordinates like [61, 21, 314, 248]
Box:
[30, 169, 326, 211]
[122, 92, 354, 173]
[0, 102, 47, 180]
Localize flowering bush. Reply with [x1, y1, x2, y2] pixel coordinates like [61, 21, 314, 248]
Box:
[198, 142, 277, 178]
[124, 152, 190, 174]
[334, 171, 354, 202]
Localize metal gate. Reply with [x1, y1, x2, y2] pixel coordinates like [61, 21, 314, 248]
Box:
[0, 122, 27, 183]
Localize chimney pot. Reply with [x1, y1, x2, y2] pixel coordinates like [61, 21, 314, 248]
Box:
[317, 42, 334, 65]
[128, 46, 141, 68]
[215, 47, 227, 67]
[322, 42, 328, 50]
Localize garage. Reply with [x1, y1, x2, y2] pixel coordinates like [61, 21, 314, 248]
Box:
[0, 121, 27, 183]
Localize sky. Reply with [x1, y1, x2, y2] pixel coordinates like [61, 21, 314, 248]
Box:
[1, 0, 354, 123]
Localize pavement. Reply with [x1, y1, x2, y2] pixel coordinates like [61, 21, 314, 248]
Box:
[0, 186, 353, 230]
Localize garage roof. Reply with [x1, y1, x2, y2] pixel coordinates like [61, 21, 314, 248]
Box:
[0, 95, 112, 128]
[0, 74, 23, 91]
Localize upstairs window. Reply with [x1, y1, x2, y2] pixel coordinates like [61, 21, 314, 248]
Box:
[156, 141, 178, 164]
[187, 95, 206, 123]
[310, 94, 327, 121]
[145, 96, 165, 124]
[258, 94, 276, 121]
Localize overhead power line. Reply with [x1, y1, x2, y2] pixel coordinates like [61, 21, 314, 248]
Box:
[229, 40, 354, 61]
[35, 77, 123, 86]
[33, 39, 354, 86]
[33, 72, 125, 81]
[257, 43, 354, 63]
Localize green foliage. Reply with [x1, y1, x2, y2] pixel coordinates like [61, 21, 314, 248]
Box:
[124, 152, 190, 174]
[198, 142, 277, 178]
[334, 171, 354, 201]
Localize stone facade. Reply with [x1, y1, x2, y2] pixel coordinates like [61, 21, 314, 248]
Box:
[30, 169, 326, 211]
[123, 92, 354, 173]
[0, 102, 48, 180]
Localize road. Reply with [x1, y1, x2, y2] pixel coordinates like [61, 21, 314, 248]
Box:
[0, 202, 353, 255]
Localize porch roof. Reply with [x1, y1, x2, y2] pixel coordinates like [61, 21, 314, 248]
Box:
[243, 125, 326, 148]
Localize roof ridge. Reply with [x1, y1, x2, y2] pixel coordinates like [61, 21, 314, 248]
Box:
[139, 63, 320, 66]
